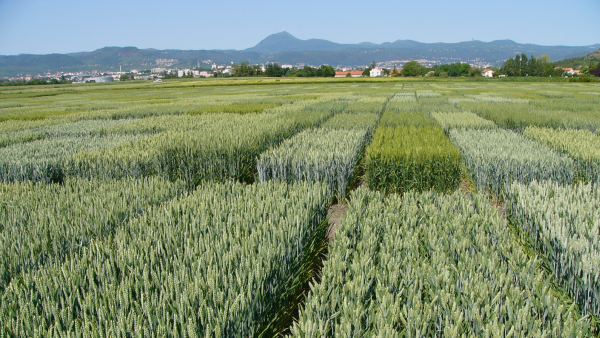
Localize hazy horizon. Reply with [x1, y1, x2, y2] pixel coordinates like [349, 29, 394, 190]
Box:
[1, 0, 599, 55]
[3, 32, 600, 56]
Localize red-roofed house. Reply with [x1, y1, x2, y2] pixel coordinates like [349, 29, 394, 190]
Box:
[562, 68, 575, 75]
[481, 68, 494, 77]
[335, 70, 363, 77]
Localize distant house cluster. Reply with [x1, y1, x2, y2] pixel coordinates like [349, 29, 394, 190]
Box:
[176, 69, 214, 78]
[333, 67, 386, 77]
[555, 67, 582, 75]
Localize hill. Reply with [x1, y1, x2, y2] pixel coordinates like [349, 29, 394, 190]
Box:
[586, 48, 600, 59]
[1, 32, 599, 77]
[553, 48, 600, 69]
[0, 54, 83, 76]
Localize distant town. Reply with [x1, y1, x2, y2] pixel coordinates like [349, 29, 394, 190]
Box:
[3, 53, 597, 85]
[4, 56, 496, 84]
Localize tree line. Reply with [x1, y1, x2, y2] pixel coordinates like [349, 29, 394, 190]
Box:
[500, 53, 600, 78]
[226, 61, 335, 77]
[500, 54, 561, 77]
[375, 60, 483, 77]
[0, 77, 71, 86]
[366, 56, 600, 78]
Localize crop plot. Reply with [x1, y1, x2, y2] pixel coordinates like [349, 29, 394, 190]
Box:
[449, 128, 575, 198]
[290, 188, 592, 336]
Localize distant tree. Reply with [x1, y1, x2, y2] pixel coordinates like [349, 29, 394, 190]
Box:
[540, 54, 551, 63]
[346, 72, 352, 77]
[468, 67, 481, 77]
[119, 74, 129, 81]
[501, 53, 549, 77]
[285, 69, 297, 77]
[543, 62, 556, 76]
[521, 54, 528, 71]
[581, 66, 590, 74]
[253, 64, 263, 76]
[434, 64, 450, 76]
[296, 66, 316, 77]
[317, 65, 335, 77]
[26, 78, 47, 85]
[401, 61, 426, 76]
[383, 68, 391, 76]
[371, 61, 376, 69]
[492, 67, 501, 77]
[362, 68, 371, 77]
[514, 54, 522, 75]
[265, 63, 285, 77]
[460, 63, 471, 76]
[232, 61, 256, 77]
[315, 66, 324, 77]
[447, 63, 460, 76]
[590, 67, 600, 77]
[432, 63, 472, 77]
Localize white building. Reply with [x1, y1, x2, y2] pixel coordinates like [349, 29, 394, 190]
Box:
[199, 71, 213, 77]
[370, 67, 384, 77]
[481, 68, 494, 77]
[85, 76, 114, 83]
[177, 69, 192, 77]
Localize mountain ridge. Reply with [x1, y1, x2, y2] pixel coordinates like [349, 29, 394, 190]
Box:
[245, 32, 599, 54]
[586, 48, 600, 59]
[1, 32, 599, 77]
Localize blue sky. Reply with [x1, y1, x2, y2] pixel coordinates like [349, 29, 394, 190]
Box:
[0, 0, 598, 55]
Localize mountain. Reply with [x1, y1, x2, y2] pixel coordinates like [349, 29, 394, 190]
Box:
[1, 32, 599, 77]
[382, 40, 425, 49]
[245, 33, 599, 61]
[247, 33, 438, 53]
[246, 31, 356, 53]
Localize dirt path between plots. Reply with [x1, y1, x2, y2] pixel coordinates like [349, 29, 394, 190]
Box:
[326, 203, 348, 241]
[458, 179, 506, 218]
[493, 202, 506, 218]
